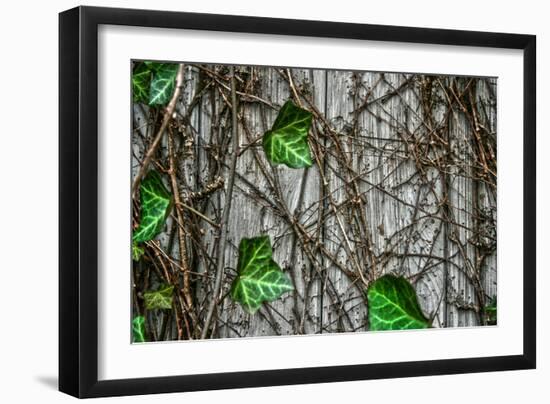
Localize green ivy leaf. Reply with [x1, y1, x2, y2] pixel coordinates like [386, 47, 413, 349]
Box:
[262, 100, 313, 168]
[230, 236, 293, 314]
[132, 240, 145, 261]
[143, 61, 161, 71]
[133, 170, 172, 243]
[132, 316, 146, 343]
[148, 63, 179, 106]
[144, 284, 174, 310]
[485, 297, 497, 325]
[367, 275, 430, 331]
[132, 62, 152, 103]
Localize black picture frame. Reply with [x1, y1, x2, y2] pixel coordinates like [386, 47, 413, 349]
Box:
[59, 5, 536, 398]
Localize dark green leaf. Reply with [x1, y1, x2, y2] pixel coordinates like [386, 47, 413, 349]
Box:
[132, 316, 146, 343]
[132, 63, 152, 103]
[367, 275, 430, 331]
[143, 61, 162, 71]
[132, 240, 144, 261]
[144, 284, 174, 310]
[230, 236, 293, 314]
[148, 63, 179, 106]
[262, 100, 313, 168]
[485, 297, 497, 325]
[133, 170, 172, 243]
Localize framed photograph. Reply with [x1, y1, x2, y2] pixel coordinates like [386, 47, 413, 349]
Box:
[59, 6, 536, 398]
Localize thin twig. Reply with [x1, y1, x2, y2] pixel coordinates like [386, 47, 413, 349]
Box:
[132, 63, 186, 196]
[201, 66, 239, 339]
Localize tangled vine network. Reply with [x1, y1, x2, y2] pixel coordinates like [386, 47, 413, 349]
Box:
[131, 62, 497, 342]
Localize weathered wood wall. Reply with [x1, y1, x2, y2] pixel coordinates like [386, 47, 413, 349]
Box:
[132, 64, 497, 340]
